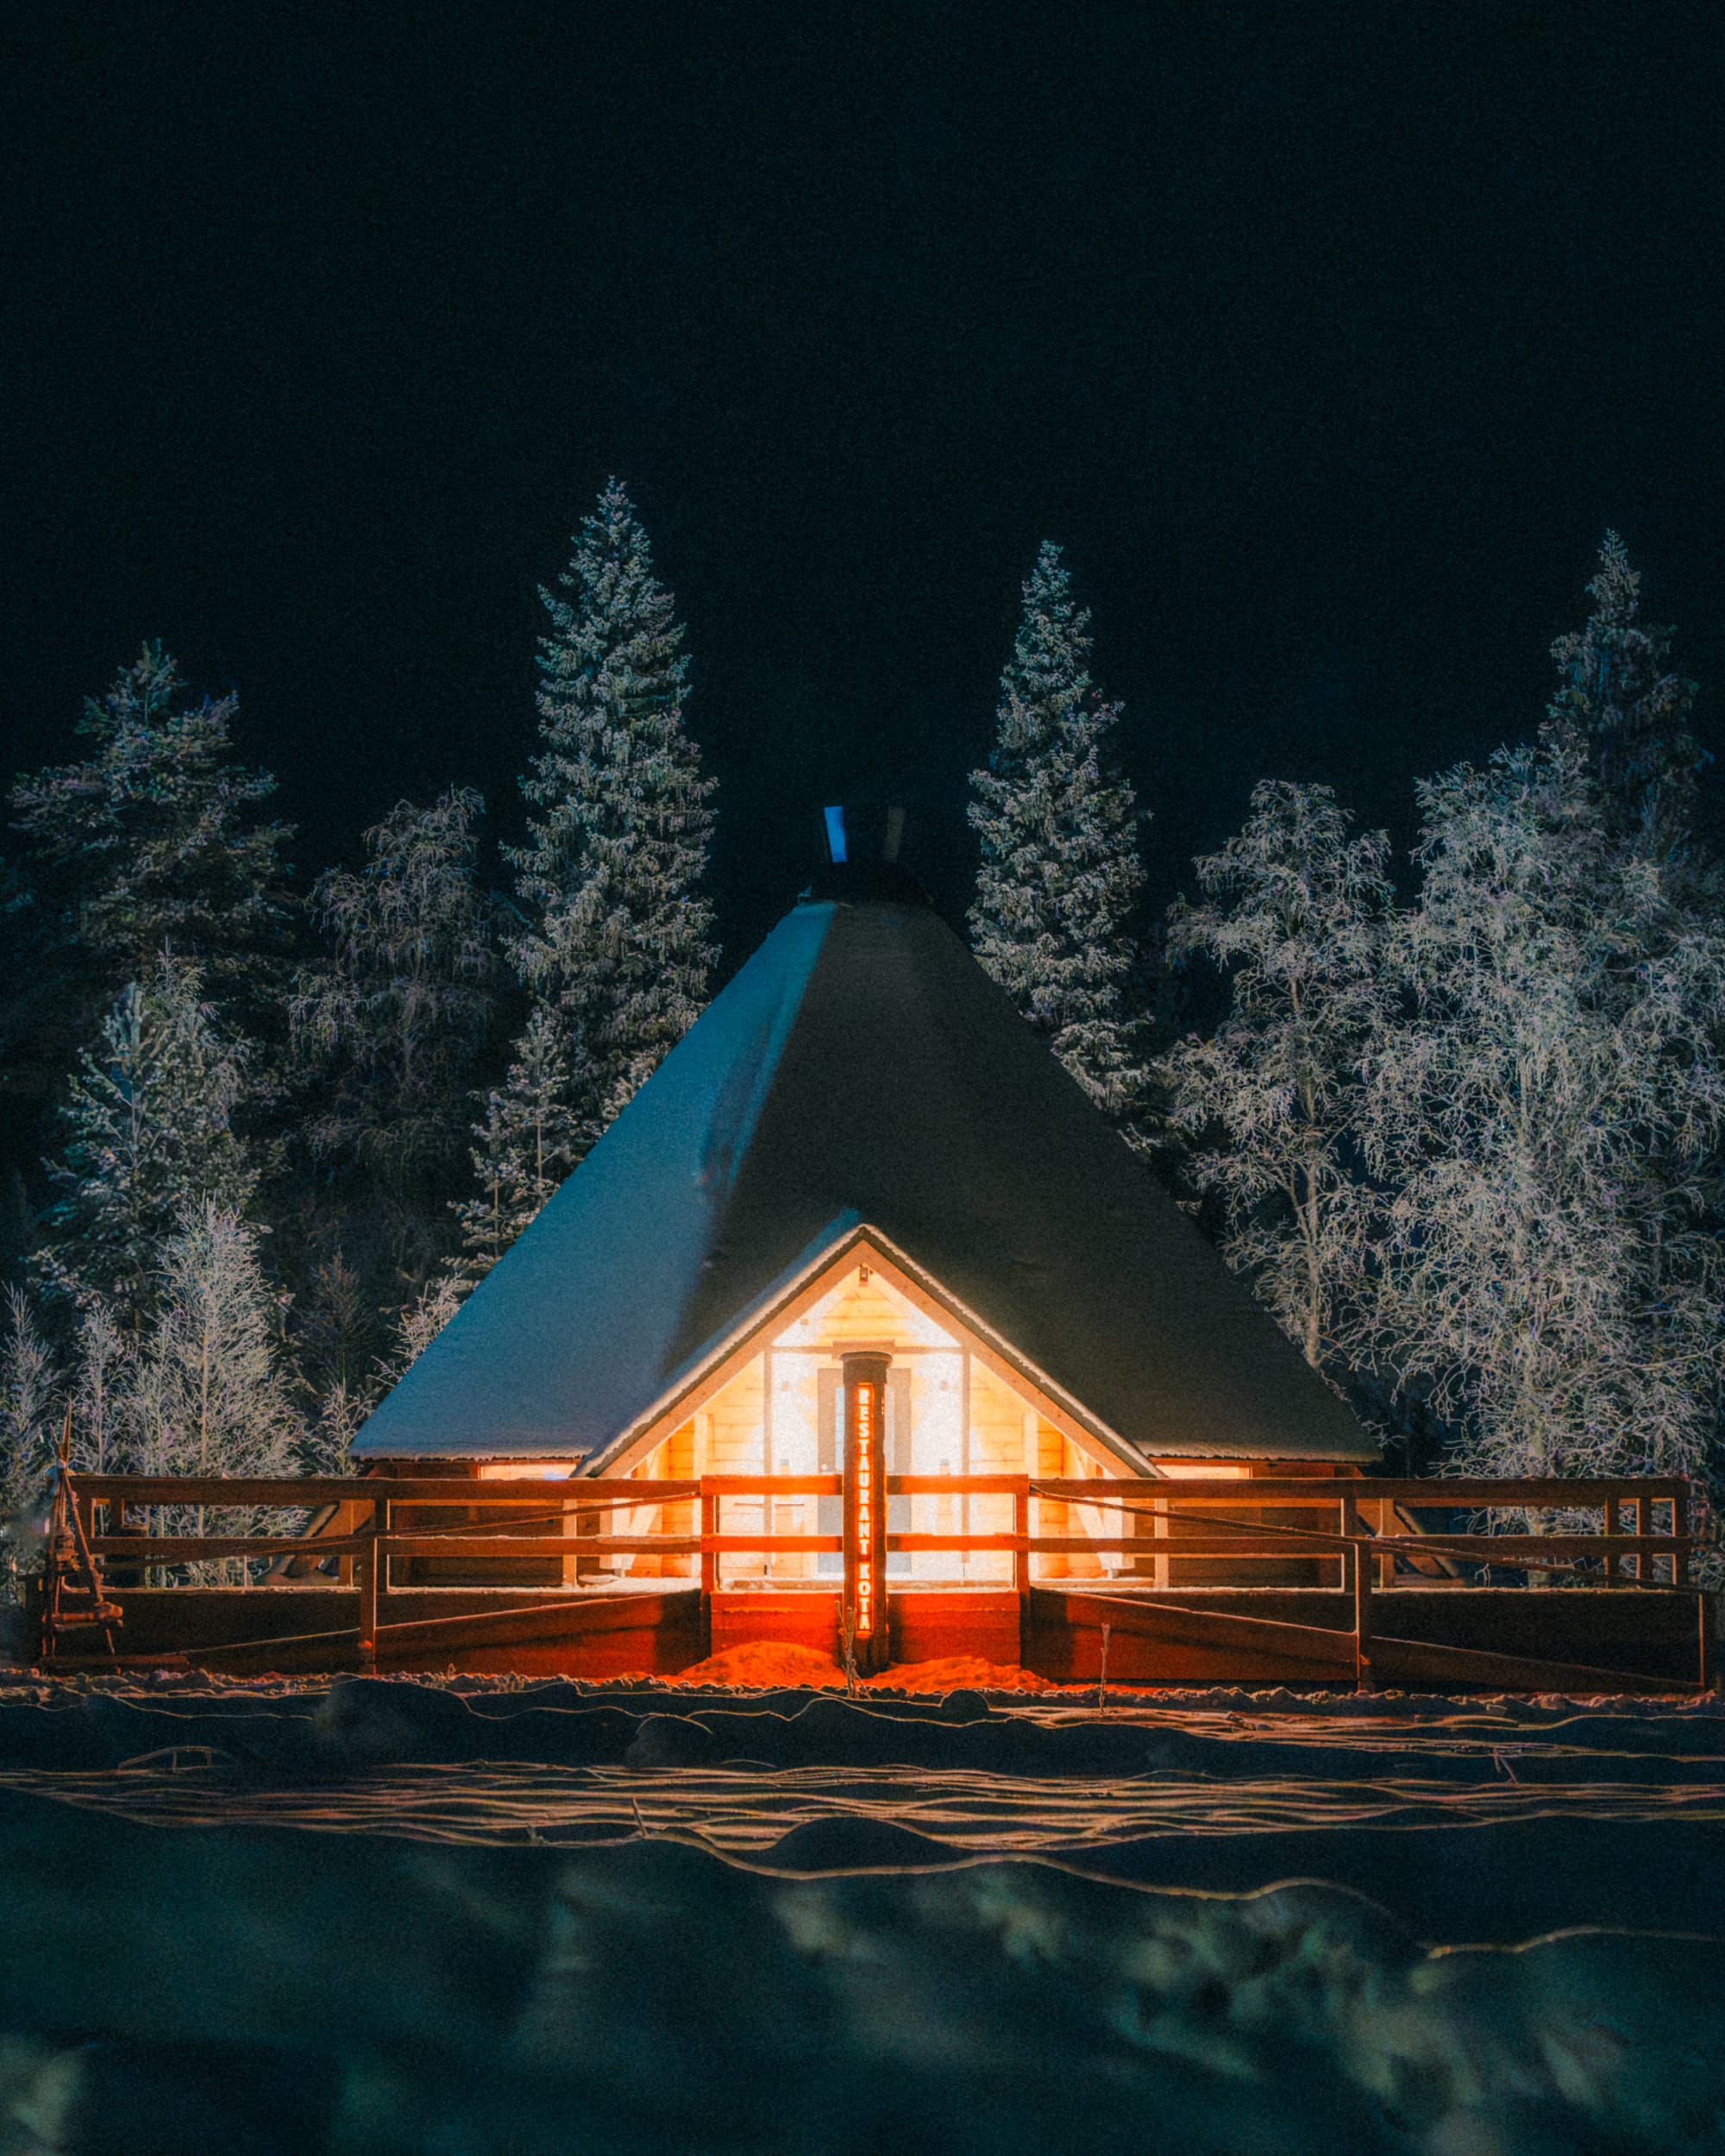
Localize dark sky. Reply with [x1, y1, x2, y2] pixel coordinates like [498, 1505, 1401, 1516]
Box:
[7, 2, 1725, 958]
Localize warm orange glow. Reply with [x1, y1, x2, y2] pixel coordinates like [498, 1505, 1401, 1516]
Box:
[476, 1460, 581, 1479]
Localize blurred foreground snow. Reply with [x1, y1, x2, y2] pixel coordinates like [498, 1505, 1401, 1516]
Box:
[2, 1679, 1722, 2154]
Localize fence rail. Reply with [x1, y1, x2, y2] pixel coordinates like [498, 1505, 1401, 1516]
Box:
[38, 1466, 1707, 1687]
[60, 1473, 1695, 1575]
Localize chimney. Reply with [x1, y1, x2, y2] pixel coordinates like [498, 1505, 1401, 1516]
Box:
[805, 800, 927, 906]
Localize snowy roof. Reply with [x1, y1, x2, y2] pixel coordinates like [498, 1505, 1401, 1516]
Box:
[350, 891, 1375, 1466]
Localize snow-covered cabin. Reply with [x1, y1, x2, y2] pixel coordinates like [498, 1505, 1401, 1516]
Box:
[348, 849, 1375, 1601]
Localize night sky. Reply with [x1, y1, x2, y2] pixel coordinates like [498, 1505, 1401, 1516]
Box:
[7, 3, 1725, 956]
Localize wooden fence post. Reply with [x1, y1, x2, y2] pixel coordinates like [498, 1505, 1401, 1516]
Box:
[699, 1483, 718, 1657]
[357, 1495, 387, 1669]
[1343, 1496, 1371, 1690]
[1013, 1479, 1031, 1662]
[1375, 1497, 1395, 1591]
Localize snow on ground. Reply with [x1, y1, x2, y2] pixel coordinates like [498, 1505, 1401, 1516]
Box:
[2, 1676, 1724, 2153]
[661, 1645, 1053, 1689]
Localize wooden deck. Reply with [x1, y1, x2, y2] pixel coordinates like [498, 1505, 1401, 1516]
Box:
[30, 1468, 1712, 1691]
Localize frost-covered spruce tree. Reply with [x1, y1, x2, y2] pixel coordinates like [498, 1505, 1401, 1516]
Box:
[286, 1252, 387, 1475]
[1162, 784, 1392, 1369]
[9, 643, 293, 1010]
[290, 1251, 375, 1409]
[1547, 534, 1705, 859]
[968, 542, 1148, 1119]
[1354, 734, 1725, 1482]
[452, 1005, 587, 1276]
[292, 789, 499, 1193]
[37, 956, 255, 1331]
[508, 481, 717, 1133]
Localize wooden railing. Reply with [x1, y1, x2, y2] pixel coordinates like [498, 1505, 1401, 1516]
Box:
[38, 1467, 1704, 1684]
[57, 1469, 1695, 1589]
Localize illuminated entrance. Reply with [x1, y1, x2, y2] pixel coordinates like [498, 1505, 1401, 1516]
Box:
[605, 1243, 1146, 1593]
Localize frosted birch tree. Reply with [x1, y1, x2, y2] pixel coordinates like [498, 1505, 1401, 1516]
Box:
[66, 1306, 127, 1475]
[1162, 783, 1392, 1369]
[1355, 735, 1725, 1480]
[392, 1274, 467, 1370]
[0, 1297, 135, 1573]
[509, 481, 717, 1132]
[968, 542, 1148, 1119]
[125, 1205, 298, 1481]
[119, 1204, 303, 1573]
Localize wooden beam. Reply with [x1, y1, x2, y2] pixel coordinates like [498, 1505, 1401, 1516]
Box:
[891, 1474, 1027, 1496]
[699, 1475, 841, 1496]
[1052, 1589, 1697, 1694]
[181, 1588, 701, 1673]
[87, 1530, 1693, 1565]
[1364, 1631, 1696, 1695]
[73, 1476, 699, 1506]
[369, 1589, 699, 1652]
[1030, 1476, 1690, 1506]
[1051, 1589, 1355, 1677]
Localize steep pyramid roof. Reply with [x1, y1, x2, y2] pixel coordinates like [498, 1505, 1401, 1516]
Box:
[351, 893, 1373, 1465]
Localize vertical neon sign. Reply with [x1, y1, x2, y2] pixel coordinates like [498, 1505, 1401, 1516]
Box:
[842, 1351, 889, 1674]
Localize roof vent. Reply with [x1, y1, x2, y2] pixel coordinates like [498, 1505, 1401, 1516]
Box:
[805, 801, 926, 906]
[823, 802, 906, 866]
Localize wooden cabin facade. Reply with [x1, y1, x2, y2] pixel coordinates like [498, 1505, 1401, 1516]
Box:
[338, 862, 1386, 1672]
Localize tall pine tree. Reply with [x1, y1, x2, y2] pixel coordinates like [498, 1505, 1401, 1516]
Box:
[10, 643, 293, 1013]
[508, 481, 717, 1132]
[292, 788, 499, 1194]
[451, 1006, 587, 1276]
[37, 956, 256, 1331]
[1547, 534, 1706, 859]
[968, 542, 1148, 1119]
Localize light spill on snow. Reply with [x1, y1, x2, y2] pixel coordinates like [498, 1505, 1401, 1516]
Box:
[1, 1678, 1723, 2153]
[6, 1757, 1725, 1853]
